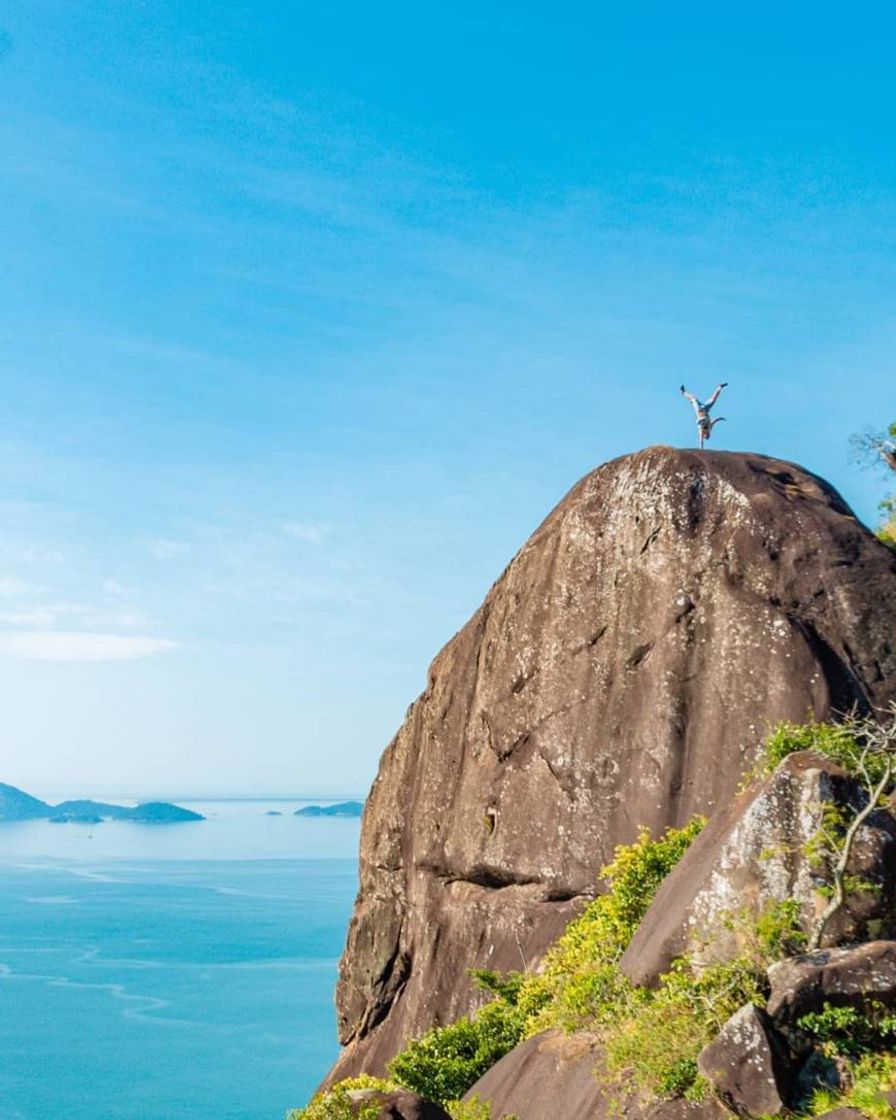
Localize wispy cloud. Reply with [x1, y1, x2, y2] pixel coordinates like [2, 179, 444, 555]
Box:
[0, 631, 180, 662]
[147, 538, 186, 560]
[0, 575, 37, 597]
[281, 521, 331, 544]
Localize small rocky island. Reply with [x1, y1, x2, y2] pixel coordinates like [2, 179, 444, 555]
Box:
[295, 801, 364, 818]
[0, 782, 203, 823]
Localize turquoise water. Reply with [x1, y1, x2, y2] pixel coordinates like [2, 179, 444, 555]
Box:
[0, 802, 360, 1120]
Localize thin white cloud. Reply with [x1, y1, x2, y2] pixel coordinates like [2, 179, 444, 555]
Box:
[0, 631, 180, 662]
[282, 521, 331, 544]
[0, 602, 151, 631]
[0, 575, 37, 598]
[147, 538, 186, 560]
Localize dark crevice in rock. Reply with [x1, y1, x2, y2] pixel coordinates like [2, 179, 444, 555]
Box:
[791, 618, 870, 714]
[510, 666, 538, 694]
[419, 863, 583, 900]
[641, 527, 661, 553]
[572, 625, 608, 655]
[447, 869, 544, 891]
[626, 641, 655, 670]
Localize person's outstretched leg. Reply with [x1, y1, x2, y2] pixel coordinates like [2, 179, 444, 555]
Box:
[680, 385, 702, 417]
[704, 382, 728, 410]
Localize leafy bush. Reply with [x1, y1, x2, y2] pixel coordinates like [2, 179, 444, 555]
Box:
[446, 1096, 515, 1120]
[752, 897, 807, 959]
[758, 717, 896, 793]
[808, 1052, 896, 1120]
[601, 955, 765, 1101]
[517, 818, 705, 1036]
[286, 1077, 396, 1120]
[760, 720, 867, 775]
[879, 495, 896, 548]
[387, 998, 525, 1105]
[798, 1001, 896, 1061]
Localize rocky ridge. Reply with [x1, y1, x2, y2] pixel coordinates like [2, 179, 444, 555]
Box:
[328, 446, 896, 1085]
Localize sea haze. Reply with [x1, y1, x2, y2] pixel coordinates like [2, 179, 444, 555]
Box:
[0, 801, 360, 1120]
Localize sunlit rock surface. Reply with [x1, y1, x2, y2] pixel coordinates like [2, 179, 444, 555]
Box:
[326, 446, 896, 1082]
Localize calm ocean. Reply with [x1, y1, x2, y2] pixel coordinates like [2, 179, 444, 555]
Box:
[0, 801, 360, 1120]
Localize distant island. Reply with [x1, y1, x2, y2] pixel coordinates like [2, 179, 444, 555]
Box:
[294, 801, 364, 818]
[0, 783, 204, 824]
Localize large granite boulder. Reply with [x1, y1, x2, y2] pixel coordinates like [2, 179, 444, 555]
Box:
[621, 755, 896, 986]
[462, 1031, 603, 1120]
[462, 1030, 728, 1120]
[696, 1004, 795, 1116]
[767, 941, 896, 1024]
[328, 448, 896, 1081]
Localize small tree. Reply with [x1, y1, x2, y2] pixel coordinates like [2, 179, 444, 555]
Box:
[851, 422, 896, 546]
[806, 704, 896, 951]
[852, 422, 896, 475]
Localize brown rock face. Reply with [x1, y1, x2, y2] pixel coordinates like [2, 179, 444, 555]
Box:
[767, 941, 896, 1024]
[329, 447, 896, 1082]
[463, 1030, 728, 1120]
[463, 1031, 604, 1120]
[696, 1004, 794, 1116]
[620, 753, 896, 986]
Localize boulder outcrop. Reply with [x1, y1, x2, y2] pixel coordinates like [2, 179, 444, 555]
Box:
[620, 754, 896, 986]
[767, 941, 896, 1024]
[696, 1004, 794, 1116]
[328, 447, 896, 1082]
[462, 1031, 728, 1120]
[462, 1031, 603, 1120]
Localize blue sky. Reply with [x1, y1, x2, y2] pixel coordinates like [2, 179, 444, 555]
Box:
[0, 2, 893, 797]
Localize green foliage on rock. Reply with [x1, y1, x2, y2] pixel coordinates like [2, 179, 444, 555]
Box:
[386, 998, 525, 1105]
[878, 495, 896, 549]
[807, 1052, 896, 1120]
[285, 1077, 396, 1120]
[304, 719, 896, 1119]
[385, 818, 705, 1104]
[516, 817, 706, 1037]
[760, 719, 869, 776]
[445, 1096, 514, 1120]
[799, 1001, 896, 1061]
[601, 955, 767, 1102]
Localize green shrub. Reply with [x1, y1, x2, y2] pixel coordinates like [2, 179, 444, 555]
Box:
[760, 720, 865, 775]
[600, 955, 765, 1102]
[752, 897, 807, 959]
[387, 998, 525, 1105]
[798, 1001, 896, 1061]
[286, 1077, 397, 1120]
[808, 1052, 896, 1119]
[519, 818, 705, 1036]
[759, 718, 896, 794]
[446, 1096, 515, 1120]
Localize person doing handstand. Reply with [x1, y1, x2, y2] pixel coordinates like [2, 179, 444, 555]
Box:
[680, 382, 728, 449]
